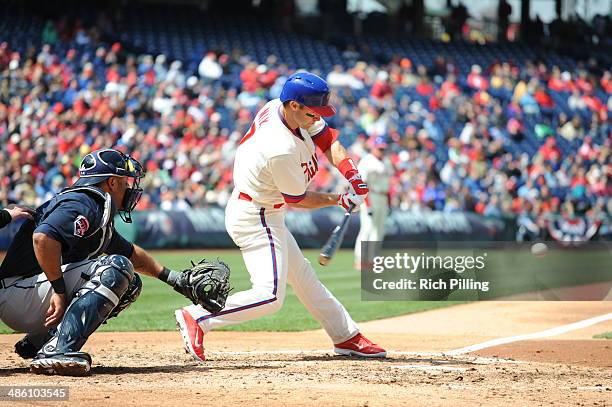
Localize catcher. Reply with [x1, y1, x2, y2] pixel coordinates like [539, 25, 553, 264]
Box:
[0, 148, 230, 376]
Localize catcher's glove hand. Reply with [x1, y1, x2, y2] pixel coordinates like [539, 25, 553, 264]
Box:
[174, 258, 231, 313]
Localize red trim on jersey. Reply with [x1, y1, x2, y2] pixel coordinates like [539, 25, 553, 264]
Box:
[311, 125, 338, 153]
[239, 122, 256, 145]
[239, 106, 272, 146]
[281, 192, 306, 203]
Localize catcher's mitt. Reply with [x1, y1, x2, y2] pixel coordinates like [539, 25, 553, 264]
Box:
[174, 258, 231, 313]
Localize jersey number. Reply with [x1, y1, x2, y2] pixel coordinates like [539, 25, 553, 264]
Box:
[239, 106, 271, 145]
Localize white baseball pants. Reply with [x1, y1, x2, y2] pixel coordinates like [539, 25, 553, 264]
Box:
[181, 196, 359, 343]
[354, 192, 389, 265]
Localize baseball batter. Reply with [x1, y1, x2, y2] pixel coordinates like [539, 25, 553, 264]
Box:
[176, 71, 386, 360]
[354, 136, 393, 269]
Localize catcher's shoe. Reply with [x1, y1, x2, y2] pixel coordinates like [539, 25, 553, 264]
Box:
[30, 352, 92, 376]
[334, 333, 387, 358]
[175, 309, 205, 362]
[14, 336, 41, 359]
[14, 329, 56, 359]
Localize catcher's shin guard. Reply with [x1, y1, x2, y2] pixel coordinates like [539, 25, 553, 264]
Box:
[107, 272, 142, 320]
[32, 255, 135, 375]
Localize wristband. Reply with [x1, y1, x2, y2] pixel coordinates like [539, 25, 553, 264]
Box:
[337, 158, 359, 180]
[159, 266, 181, 287]
[159, 266, 171, 282]
[50, 277, 66, 295]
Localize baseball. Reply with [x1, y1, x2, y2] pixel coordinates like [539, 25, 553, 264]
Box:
[530, 242, 549, 257]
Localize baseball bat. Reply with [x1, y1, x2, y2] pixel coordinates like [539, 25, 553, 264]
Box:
[318, 203, 355, 266]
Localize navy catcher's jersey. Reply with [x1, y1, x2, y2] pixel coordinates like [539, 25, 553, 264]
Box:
[0, 186, 134, 279]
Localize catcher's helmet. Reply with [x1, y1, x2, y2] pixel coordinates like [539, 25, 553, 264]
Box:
[73, 148, 145, 223]
[279, 71, 336, 117]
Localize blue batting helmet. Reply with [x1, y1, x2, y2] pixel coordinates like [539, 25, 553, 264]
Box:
[279, 71, 336, 117]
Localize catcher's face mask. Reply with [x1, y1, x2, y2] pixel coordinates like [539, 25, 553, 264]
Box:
[75, 149, 145, 223]
[118, 155, 144, 223]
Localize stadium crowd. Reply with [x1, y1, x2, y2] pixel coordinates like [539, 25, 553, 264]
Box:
[0, 23, 609, 222]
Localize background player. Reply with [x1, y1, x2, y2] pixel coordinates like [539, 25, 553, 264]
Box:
[175, 71, 387, 361]
[0, 148, 221, 375]
[354, 136, 394, 270]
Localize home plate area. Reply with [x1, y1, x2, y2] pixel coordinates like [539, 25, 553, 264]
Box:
[0, 302, 610, 406]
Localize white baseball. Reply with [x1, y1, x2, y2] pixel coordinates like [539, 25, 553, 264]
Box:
[530, 242, 548, 257]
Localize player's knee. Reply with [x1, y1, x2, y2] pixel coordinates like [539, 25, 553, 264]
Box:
[96, 254, 136, 300]
[266, 297, 284, 315]
[255, 287, 285, 314]
[107, 273, 142, 320]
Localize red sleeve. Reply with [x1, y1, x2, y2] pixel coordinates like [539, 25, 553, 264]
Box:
[311, 126, 339, 153]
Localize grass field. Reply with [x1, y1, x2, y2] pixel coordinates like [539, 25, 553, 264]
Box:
[0, 249, 456, 334]
[593, 332, 612, 339]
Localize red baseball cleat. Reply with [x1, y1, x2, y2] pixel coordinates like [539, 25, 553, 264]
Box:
[334, 333, 387, 358]
[175, 309, 205, 362]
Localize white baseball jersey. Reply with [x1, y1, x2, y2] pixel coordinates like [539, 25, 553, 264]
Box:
[233, 99, 328, 205]
[355, 152, 392, 267]
[357, 153, 393, 194]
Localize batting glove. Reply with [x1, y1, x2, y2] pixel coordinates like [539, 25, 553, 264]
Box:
[337, 193, 363, 212]
[348, 173, 369, 196]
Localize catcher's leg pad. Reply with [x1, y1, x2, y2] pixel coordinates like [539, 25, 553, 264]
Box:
[107, 272, 142, 320]
[39, 255, 135, 356]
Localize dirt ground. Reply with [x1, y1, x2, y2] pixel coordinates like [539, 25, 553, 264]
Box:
[0, 302, 610, 407]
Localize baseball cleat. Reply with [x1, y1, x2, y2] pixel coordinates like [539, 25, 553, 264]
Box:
[333, 333, 387, 358]
[175, 309, 205, 362]
[14, 336, 41, 359]
[30, 352, 92, 376]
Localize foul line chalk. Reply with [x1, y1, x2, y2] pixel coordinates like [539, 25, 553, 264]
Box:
[446, 312, 612, 356]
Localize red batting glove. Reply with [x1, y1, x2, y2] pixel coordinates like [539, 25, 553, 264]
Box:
[337, 158, 369, 196]
[337, 193, 363, 212]
[347, 173, 369, 195]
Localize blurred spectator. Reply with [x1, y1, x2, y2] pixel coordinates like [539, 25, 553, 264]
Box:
[467, 65, 488, 91]
[0, 16, 608, 231]
[42, 21, 58, 45]
[370, 71, 393, 100]
[198, 52, 222, 81]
